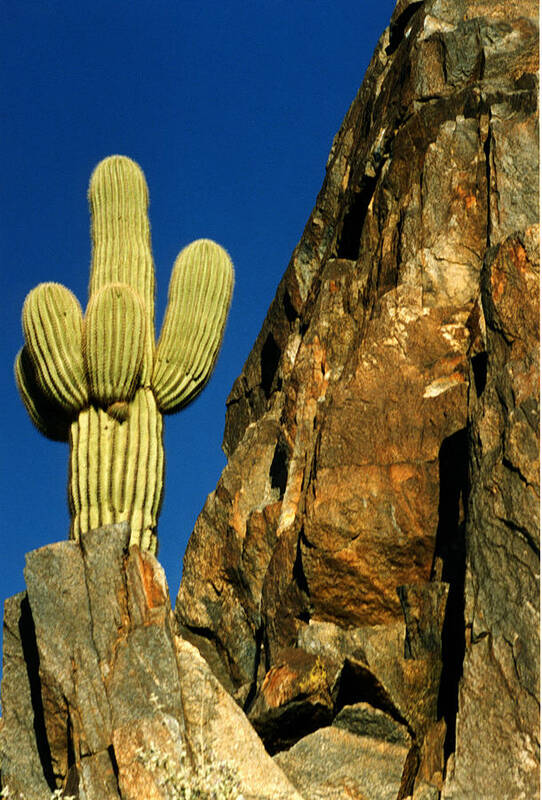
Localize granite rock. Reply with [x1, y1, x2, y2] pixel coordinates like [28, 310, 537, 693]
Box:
[441, 228, 539, 797]
[0, 524, 302, 799]
[176, 0, 539, 794]
[274, 725, 411, 800]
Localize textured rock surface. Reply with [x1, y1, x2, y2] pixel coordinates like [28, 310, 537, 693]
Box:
[176, 0, 539, 796]
[274, 726, 410, 800]
[0, 524, 302, 799]
[441, 229, 540, 796]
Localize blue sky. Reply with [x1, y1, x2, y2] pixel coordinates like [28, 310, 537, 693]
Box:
[1, 0, 396, 640]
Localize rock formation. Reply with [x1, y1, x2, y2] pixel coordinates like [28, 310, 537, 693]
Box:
[0, 524, 302, 799]
[176, 0, 539, 796]
[1, 0, 538, 797]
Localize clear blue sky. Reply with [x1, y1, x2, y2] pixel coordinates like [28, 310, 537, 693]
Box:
[1, 1, 396, 639]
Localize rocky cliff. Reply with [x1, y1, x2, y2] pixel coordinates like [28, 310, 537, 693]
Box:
[176, 0, 539, 796]
[1, 0, 539, 798]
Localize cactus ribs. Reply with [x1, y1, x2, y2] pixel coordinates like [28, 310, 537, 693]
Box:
[15, 155, 234, 553]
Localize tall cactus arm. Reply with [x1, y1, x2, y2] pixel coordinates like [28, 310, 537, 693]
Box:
[22, 282, 88, 414]
[14, 347, 72, 442]
[88, 155, 155, 381]
[84, 283, 147, 411]
[152, 239, 234, 413]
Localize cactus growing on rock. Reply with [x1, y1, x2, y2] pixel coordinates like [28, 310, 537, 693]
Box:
[15, 155, 234, 553]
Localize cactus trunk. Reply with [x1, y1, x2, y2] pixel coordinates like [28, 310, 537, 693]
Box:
[69, 388, 163, 553]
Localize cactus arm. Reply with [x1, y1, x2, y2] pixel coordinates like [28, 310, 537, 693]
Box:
[22, 282, 88, 415]
[88, 156, 155, 382]
[15, 346, 72, 442]
[83, 283, 147, 410]
[152, 239, 234, 413]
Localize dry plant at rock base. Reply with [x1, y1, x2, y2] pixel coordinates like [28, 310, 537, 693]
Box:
[136, 740, 244, 800]
[135, 691, 244, 800]
[0, 788, 75, 800]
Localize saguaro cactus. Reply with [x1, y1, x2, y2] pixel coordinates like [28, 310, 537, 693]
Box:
[15, 155, 234, 553]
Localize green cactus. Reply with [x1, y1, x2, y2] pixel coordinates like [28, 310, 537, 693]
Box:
[15, 155, 234, 553]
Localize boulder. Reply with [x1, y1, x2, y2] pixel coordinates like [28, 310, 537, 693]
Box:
[0, 524, 303, 800]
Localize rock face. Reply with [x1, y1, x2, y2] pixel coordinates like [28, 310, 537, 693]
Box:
[0, 524, 303, 799]
[176, 0, 539, 796]
[1, 0, 538, 798]
[442, 231, 539, 797]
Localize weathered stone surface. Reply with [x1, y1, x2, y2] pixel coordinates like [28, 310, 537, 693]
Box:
[0, 524, 303, 799]
[0, 593, 53, 799]
[248, 647, 335, 753]
[176, 0, 539, 793]
[413, 783, 440, 800]
[112, 714, 186, 800]
[297, 618, 442, 742]
[175, 637, 303, 799]
[442, 229, 540, 799]
[414, 718, 447, 794]
[333, 702, 411, 748]
[274, 725, 410, 800]
[397, 582, 449, 660]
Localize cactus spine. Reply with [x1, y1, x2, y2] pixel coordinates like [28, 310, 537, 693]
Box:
[16, 155, 234, 553]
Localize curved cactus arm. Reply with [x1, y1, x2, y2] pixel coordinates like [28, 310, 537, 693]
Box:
[22, 282, 88, 414]
[84, 283, 147, 411]
[15, 346, 72, 441]
[152, 239, 234, 413]
[88, 155, 155, 382]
